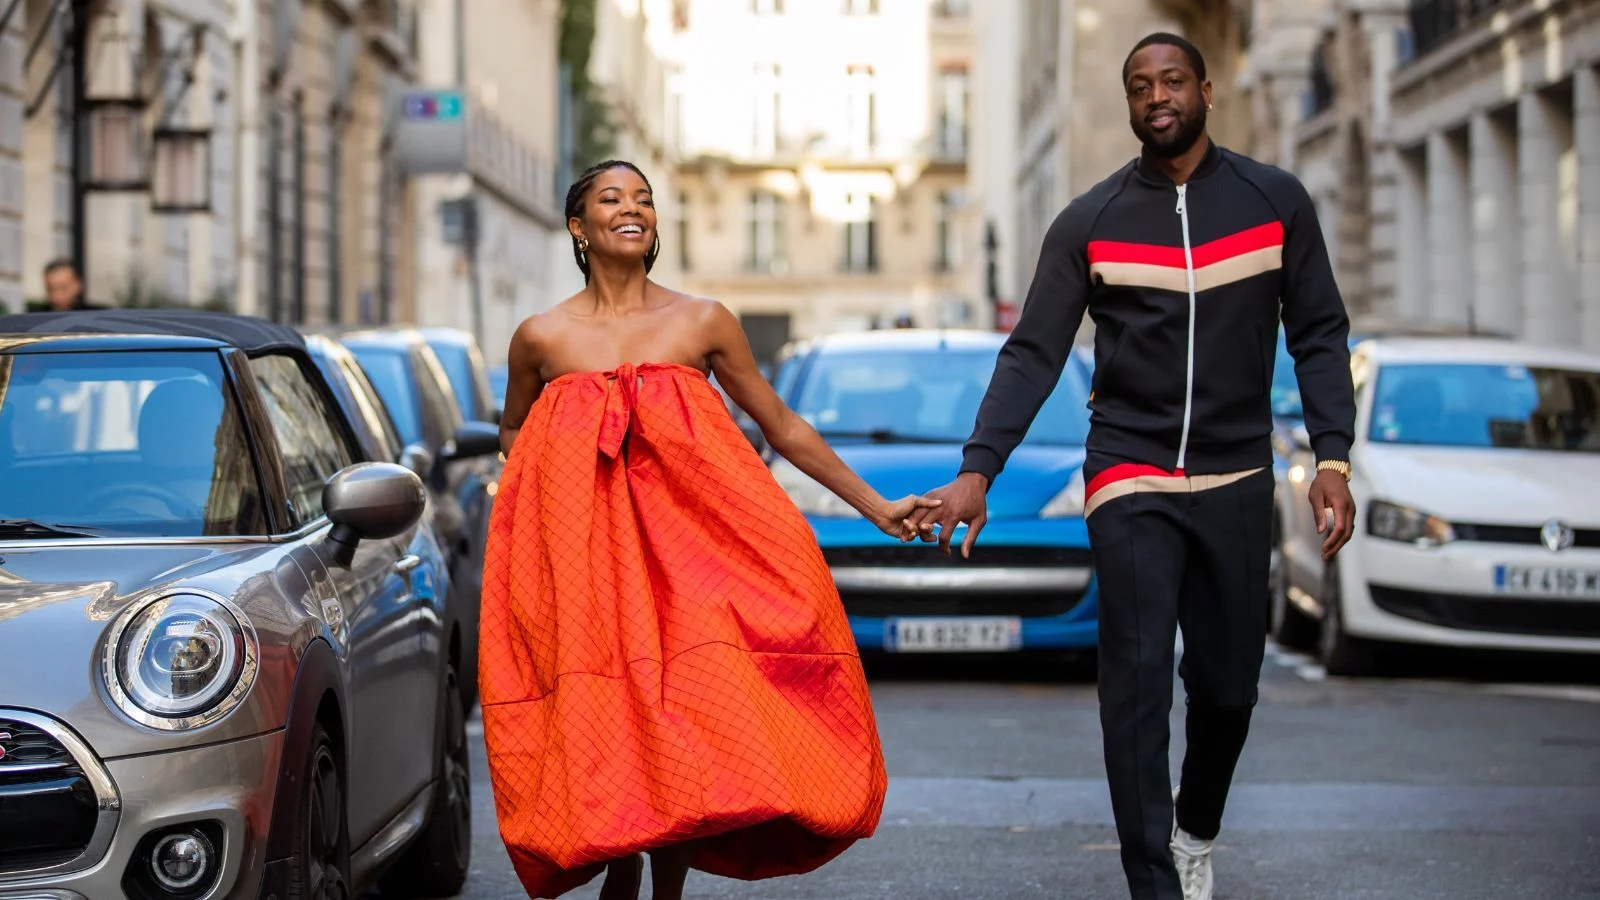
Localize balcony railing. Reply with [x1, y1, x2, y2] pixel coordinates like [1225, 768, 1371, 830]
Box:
[1407, 0, 1510, 61]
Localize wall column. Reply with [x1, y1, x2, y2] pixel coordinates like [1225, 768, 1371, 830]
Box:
[1469, 111, 1520, 336]
[1575, 64, 1600, 352]
[1426, 129, 1470, 328]
[1519, 88, 1576, 346]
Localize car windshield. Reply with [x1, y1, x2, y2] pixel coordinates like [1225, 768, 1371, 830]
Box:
[793, 347, 1090, 445]
[428, 341, 480, 421]
[0, 350, 265, 536]
[350, 347, 422, 445]
[1370, 362, 1600, 452]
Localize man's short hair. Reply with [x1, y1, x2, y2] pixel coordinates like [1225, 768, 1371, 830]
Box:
[1122, 32, 1207, 88]
[43, 258, 78, 278]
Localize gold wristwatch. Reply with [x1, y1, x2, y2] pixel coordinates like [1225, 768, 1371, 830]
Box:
[1316, 459, 1351, 481]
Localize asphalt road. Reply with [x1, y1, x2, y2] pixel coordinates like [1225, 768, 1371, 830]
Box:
[438, 646, 1600, 900]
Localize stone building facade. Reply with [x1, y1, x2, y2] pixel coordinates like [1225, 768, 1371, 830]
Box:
[1277, 0, 1600, 349]
[667, 0, 976, 358]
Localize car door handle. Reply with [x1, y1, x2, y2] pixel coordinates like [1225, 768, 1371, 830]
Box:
[393, 554, 422, 575]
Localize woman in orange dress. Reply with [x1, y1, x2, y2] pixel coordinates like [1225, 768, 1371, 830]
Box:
[480, 160, 937, 900]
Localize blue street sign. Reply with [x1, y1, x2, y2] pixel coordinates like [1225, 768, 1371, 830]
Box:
[402, 91, 464, 121]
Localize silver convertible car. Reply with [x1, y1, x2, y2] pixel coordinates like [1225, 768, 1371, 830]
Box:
[0, 311, 470, 898]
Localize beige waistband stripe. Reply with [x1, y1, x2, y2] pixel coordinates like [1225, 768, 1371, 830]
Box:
[1082, 467, 1266, 520]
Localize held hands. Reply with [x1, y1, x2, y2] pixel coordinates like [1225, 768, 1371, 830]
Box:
[1309, 469, 1356, 561]
[902, 472, 989, 557]
[871, 494, 943, 540]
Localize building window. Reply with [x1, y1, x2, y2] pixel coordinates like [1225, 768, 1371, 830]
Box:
[936, 191, 960, 273]
[936, 68, 968, 158]
[752, 63, 781, 157]
[842, 0, 878, 13]
[845, 65, 876, 157]
[842, 193, 878, 273]
[752, 0, 783, 13]
[747, 190, 785, 273]
[935, 0, 970, 15]
[678, 190, 691, 272]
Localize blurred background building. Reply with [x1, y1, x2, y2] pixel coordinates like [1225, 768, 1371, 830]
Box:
[667, 0, 976, 362]
[0, 0, 1593, 359]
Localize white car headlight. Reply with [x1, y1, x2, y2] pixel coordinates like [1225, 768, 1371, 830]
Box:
[770, 459, 861, 518]
[1367, 500, 1455, 547]
[1039, 468, 1086, 518]
[103, 591, 258, 730]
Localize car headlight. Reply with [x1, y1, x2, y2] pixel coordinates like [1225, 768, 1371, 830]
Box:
[770, 459, 861, 518]
[103, 591, 258, 730]
[1367, 500, 1455, 547]
[1039, 469, 1086, 518]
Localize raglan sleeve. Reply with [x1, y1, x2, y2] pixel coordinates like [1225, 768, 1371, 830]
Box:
[1278, 174, 1356, 465]
[959, 198, 1095, 485]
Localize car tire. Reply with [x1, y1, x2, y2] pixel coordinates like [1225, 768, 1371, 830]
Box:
[1318, 560, 1377, 677]
[378, 662, 472, 898]
[1269, 518, 1317, 650]
[288, 723, 351, 900]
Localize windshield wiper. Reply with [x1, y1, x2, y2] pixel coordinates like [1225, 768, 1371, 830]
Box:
[0, 519, 107, 538]
[815, 429, 955, 444]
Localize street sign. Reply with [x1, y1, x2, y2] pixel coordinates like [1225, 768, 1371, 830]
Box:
[395, 89, 468, 174]
[402, 91, 463, 121]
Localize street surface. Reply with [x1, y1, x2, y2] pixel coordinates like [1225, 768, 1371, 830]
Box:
[438, 646, 1600, 899]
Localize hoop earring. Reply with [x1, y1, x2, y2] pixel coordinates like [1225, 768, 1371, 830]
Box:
[650, 233, 660, 258]
[577, 237, 589, 267]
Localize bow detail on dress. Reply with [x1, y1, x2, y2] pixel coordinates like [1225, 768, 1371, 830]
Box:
[598, 362, 645, 459]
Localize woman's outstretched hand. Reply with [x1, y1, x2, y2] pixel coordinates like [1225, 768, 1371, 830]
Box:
[871, 495, 943, 539]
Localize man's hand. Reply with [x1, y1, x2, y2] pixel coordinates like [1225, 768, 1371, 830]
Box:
[904, 472, 989, 557]
[1308, 469, 1356, 561]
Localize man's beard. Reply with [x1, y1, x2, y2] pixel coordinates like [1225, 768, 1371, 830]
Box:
[1132, 105, 1206, 159]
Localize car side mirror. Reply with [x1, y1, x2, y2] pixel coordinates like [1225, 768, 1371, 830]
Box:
[398, 443, 434, 480]
[1291, 424, 1313, 452]
[322, 463, 427, 567]
[445, 421, 501, 461]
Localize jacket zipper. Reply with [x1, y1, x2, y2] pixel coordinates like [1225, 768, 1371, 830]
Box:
[1175, 184, 1196, 471]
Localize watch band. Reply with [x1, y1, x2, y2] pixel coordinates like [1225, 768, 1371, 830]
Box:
[1316, 459, 1351, 481]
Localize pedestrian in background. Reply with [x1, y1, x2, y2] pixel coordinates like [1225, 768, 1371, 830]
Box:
[480, 160, 939, 900]
[907, 33, 1358, 900]
[29, 260, 101, 312]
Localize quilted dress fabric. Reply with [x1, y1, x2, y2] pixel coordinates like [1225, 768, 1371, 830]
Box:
[479, 361, 888, 898]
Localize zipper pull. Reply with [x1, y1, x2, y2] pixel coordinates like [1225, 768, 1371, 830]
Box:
[1175, 184, 1187, 215]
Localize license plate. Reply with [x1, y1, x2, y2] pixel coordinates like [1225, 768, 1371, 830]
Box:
[1494, 565, 1600, 598]
[885, 617, 1022, 652]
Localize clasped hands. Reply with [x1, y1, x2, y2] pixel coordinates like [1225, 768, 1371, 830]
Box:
[880, 472, 989, 556]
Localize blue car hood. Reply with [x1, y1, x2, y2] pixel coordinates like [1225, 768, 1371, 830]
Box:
[826, 443, 1084, 519]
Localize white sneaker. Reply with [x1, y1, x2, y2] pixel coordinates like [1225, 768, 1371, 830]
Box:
[1170, 789, 1214, 900]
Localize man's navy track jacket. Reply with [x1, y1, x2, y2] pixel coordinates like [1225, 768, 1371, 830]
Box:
[961, 140, 1358, 482]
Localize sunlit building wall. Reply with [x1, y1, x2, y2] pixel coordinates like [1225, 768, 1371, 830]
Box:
[666, 0, 976, 360]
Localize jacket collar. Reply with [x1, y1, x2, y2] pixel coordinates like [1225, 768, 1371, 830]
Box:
[1135, 138, 1222, 186]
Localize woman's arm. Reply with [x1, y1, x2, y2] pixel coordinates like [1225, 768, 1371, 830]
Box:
[703, 302, 935, 535]
[499, 318, 547, 457]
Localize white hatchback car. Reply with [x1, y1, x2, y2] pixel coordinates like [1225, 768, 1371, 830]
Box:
[1273, 337, 1600, 674]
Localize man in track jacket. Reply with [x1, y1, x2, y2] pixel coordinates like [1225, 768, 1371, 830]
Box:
[908, 33, 1358, 900]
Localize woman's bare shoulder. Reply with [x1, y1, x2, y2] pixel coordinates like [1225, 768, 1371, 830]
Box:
[652, 285, 731, 327]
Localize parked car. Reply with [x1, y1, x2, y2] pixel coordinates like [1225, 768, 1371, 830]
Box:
[334, 328, 500, 710]
[417, 327, 500, 424]
[1266, 319, 1512, 632]
[763, 329, 1098, 656]
[0, 310, 470, 898]
[488, 363, 509, 412]
[1273, 336, 1600, 674]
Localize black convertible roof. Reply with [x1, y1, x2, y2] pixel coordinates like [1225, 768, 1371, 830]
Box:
[0, 309, 306, 354]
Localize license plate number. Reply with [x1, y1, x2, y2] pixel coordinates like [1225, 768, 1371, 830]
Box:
[885, 617, 1022, 652]
[1494, 565, 1600, 598]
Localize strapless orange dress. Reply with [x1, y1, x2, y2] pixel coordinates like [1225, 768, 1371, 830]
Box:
[478, 362, 887, 898]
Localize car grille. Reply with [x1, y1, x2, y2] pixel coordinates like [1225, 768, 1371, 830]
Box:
[1453, 523, 1600, 549]
[823, 545, 1094, 568]
[1369, 584, 1600, 639]
[0, 716, 106, 876]
[838, 589, 1087, 619]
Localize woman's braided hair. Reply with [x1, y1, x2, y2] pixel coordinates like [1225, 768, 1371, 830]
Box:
[564, 159, 661, 282]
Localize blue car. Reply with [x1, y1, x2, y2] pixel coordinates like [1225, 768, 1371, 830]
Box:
[763, 329, 1098, 656]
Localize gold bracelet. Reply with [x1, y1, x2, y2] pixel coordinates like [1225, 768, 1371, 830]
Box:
[1316, 459, 1351, 481]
